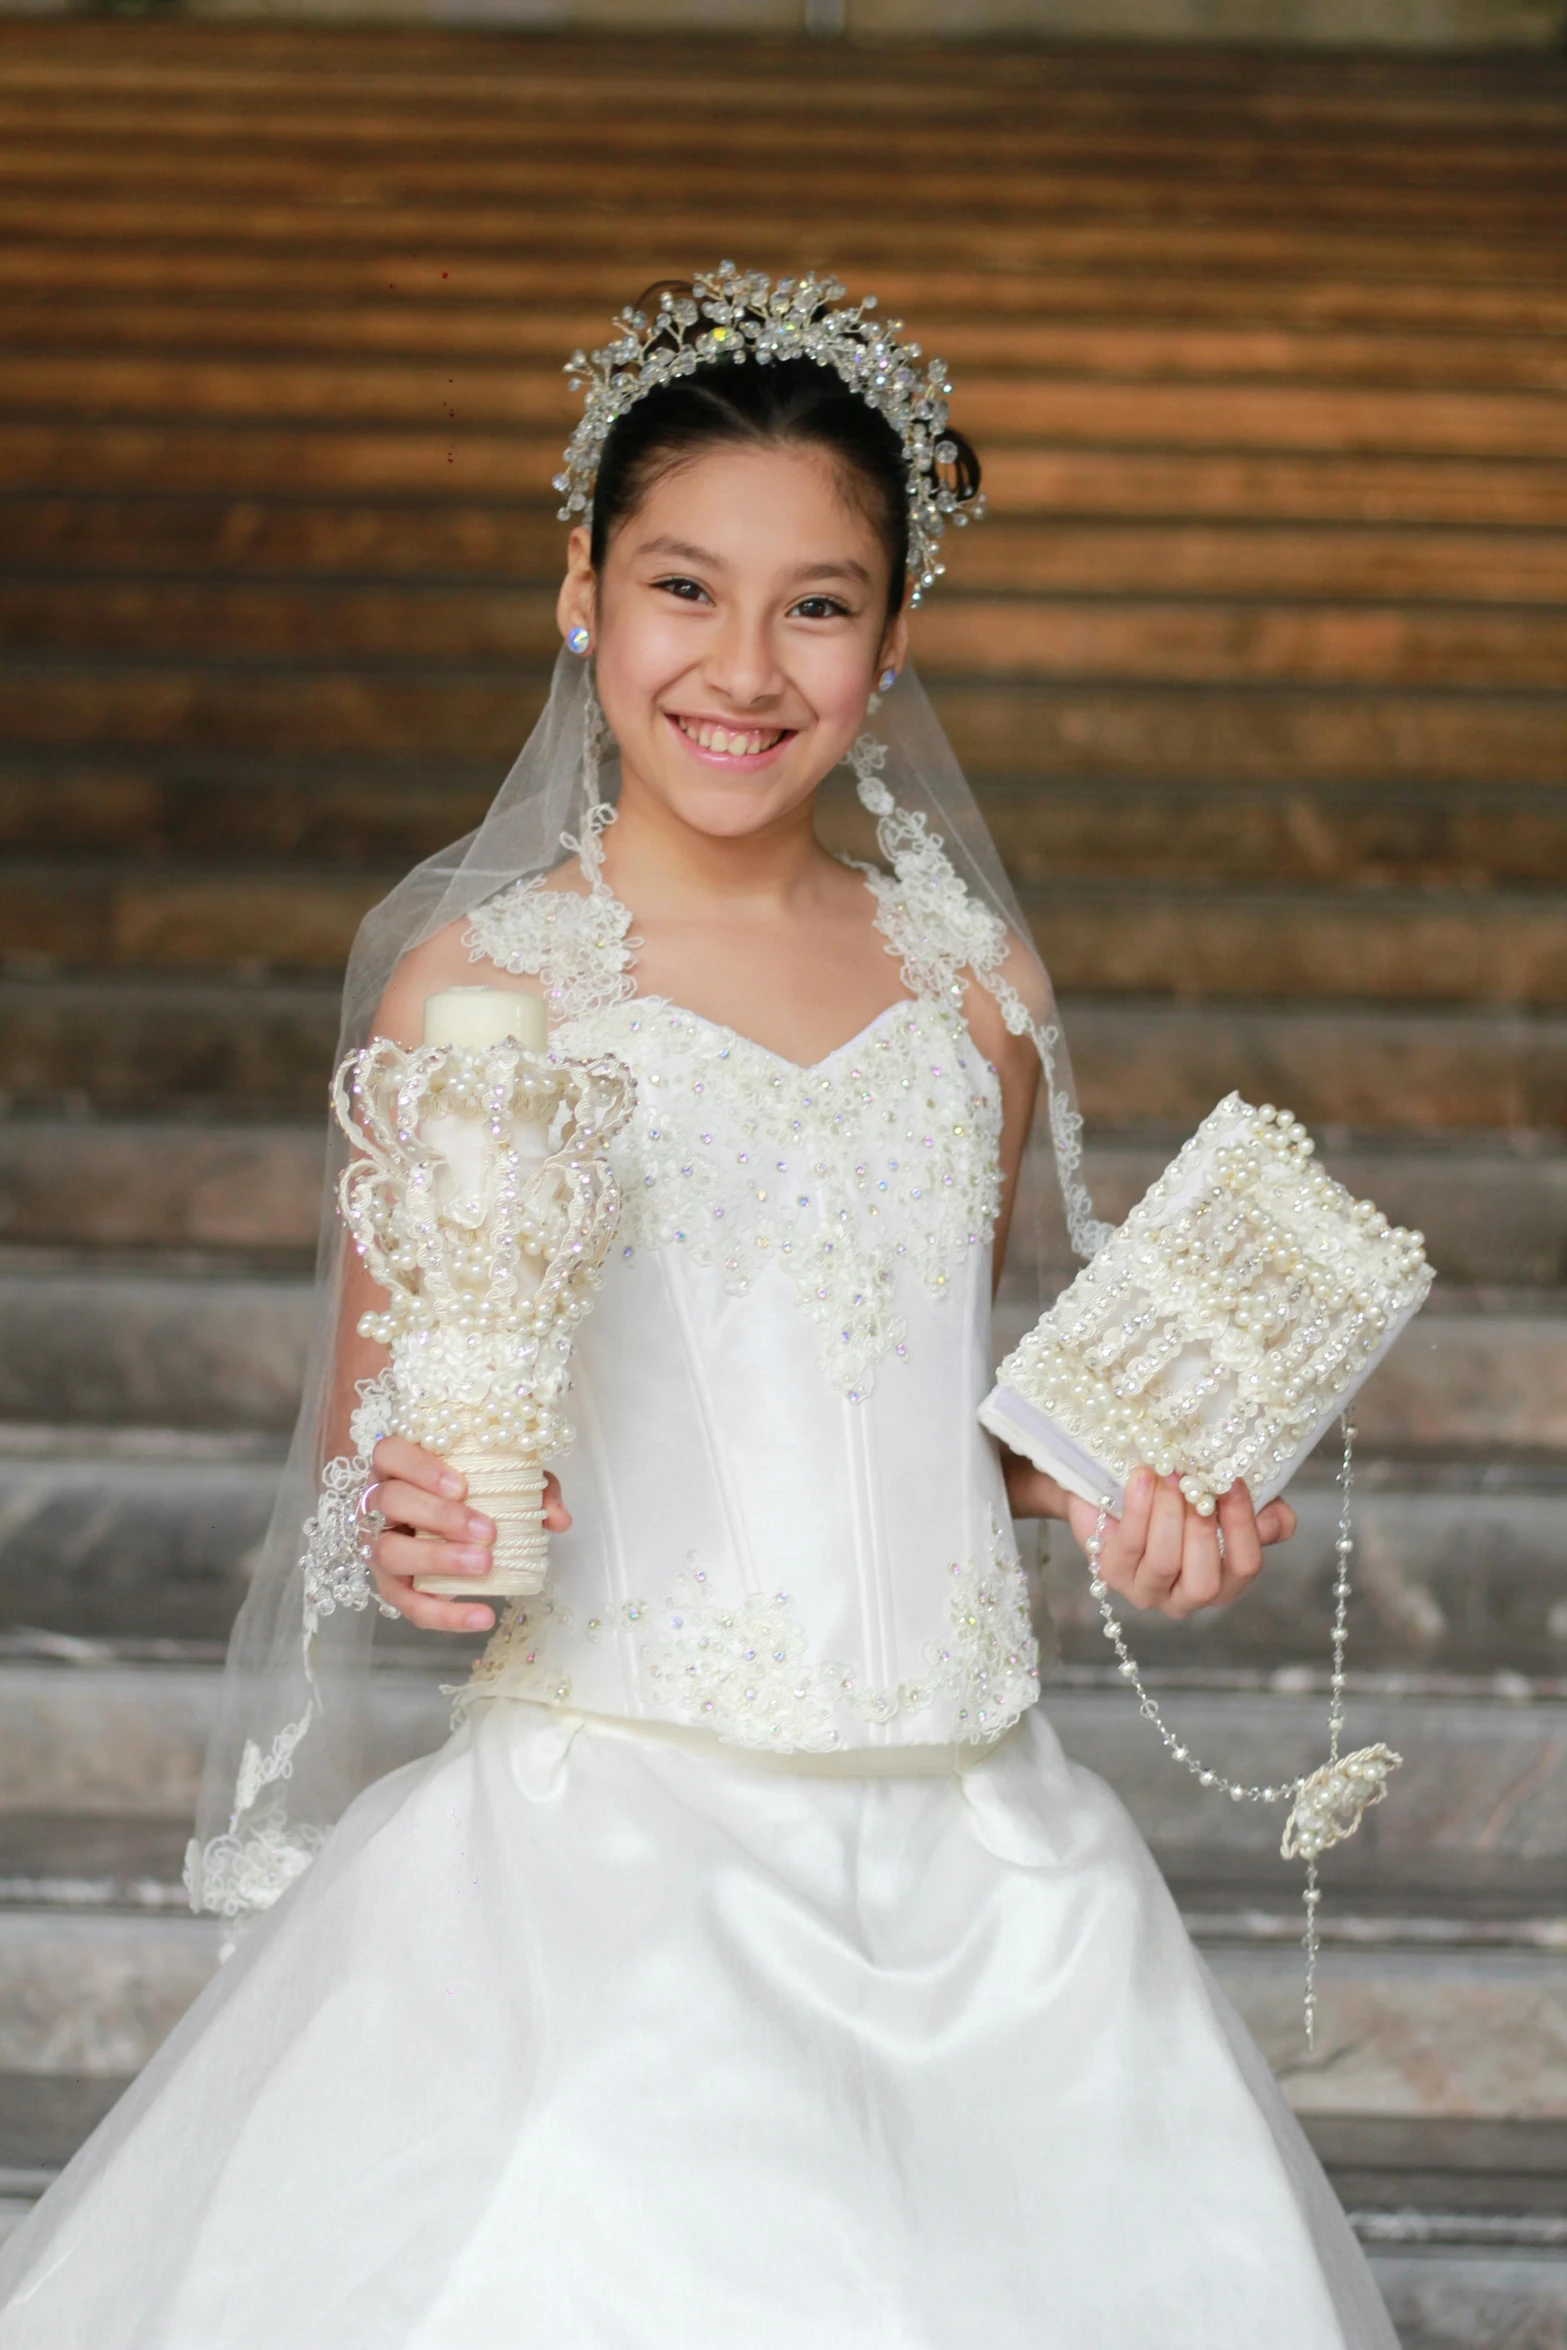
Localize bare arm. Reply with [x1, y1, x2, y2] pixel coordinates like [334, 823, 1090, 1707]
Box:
[324, 923, 570, 1634]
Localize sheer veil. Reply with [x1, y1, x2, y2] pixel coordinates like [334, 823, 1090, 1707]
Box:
[186, 648, 1105, 1928]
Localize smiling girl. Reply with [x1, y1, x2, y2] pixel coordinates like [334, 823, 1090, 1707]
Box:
[0, 271, 1396, 2348]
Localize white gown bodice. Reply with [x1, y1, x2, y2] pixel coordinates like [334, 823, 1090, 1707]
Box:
[462, 863, 1040, 1754]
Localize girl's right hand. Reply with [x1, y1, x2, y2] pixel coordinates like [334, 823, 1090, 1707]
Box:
[367, 1434, 571, 1633]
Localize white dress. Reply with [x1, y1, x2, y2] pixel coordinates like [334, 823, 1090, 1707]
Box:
[0, 866, 1398, 2349]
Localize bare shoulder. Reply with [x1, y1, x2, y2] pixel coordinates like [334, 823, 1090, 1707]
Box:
[370, 916, 543, 1049]
[538, 858, 590, 900]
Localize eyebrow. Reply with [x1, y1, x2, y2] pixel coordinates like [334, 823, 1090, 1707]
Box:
[638, 535, 873, 589]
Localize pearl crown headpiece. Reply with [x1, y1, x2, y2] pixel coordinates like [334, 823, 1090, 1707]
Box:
[555, 261, 983, 602]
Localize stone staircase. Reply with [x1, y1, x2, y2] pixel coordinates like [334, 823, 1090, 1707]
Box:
[2, 23, 1566, 2341]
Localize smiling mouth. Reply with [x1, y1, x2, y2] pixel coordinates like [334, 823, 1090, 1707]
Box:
[671, 714, 792, 761]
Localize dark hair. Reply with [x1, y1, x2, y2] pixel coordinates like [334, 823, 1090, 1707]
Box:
[587, 283, 982, 622]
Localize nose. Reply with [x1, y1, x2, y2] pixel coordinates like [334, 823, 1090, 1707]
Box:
[701, 605, 783, 710]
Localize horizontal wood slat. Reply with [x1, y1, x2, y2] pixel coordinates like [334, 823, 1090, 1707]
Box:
[7, 355, 1567, 459]
[6, 667, 1564, 787]
[5, 977, 1558, 1131]
[5, 498, 1566, 605]
[9, 306, 1567, 395]
[3, 28, 1563, 123]
[3, 20, 1564, 1064]
[8, 580, 1567, 691]
[4, 858, 1563, 1005]
[6, 200, 1565, 284]
[7, 248, 1567, 333]
[3, 757, 1562, 887]
[3, 112, 1566, 196]
[7, 425, 1567, 528]
[7, 151, 1567, 235]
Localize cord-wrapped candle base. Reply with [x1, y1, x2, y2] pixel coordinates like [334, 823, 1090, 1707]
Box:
[413, 1451, 548, 1599]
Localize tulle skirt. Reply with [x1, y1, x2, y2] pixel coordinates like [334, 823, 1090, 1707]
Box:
[0, 1698, 1395, 2348]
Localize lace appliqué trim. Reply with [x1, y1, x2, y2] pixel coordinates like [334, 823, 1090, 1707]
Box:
[183, 1709, 326, 1922]
[849, 731, 1110, 1263]
[184, 1802, 327, 1925]
[466, 874, 637, 1024]
[186, 1374, 398, 1924]
[299, 1371, 400, 1630]
[622, 1521, 1038, 1752]
[561, 997, 1001, 1398]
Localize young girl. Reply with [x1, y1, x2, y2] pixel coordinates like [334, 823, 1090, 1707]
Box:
[0, 267, 1397, 2347]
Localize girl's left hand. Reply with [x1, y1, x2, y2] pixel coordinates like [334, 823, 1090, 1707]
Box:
[1004, 1453, 1296, 1620]
[1065, 1469, 1295, 1620]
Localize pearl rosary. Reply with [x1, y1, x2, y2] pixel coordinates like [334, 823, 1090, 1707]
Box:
[1085, 1416, 1401, 2046]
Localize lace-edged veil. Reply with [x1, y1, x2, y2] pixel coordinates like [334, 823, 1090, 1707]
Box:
[186, 646, 1105, 1926]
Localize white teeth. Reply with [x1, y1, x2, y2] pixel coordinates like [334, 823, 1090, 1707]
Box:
[678, 718, 781, 759]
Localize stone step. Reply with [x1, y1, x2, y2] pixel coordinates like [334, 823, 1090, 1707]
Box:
[0, 1122, 325, 1259]
[4, 1662, 1563, 1887]
[3, 1429, 1565, 1673]
[1211, 1945, 1567, 2135]
[0, 1252, 1555, 1443]
[4, 855, 1566, 1004]
[0, 1262, 313, 1433]
[1, 2072, 1560, 2348]
[7, 750, 1567, 893]
[0, 1814, 190, 1915]
[0, 1838, 1560, 2128]
[0, 1659, 450, 1820]
[5, 1120, 1562, 1286]
[5, 1799, 1567, 1955]
[3, 978, 1563, 1134]
[0, 973, 345, 1118]
[1375, 2250, 1567, 2350]
[0, 1429, 277, 1648]
[1046, 1686, 1567, 1899]
[13, 576, 1567, 695]
[1041, 1455, 1567, 1682]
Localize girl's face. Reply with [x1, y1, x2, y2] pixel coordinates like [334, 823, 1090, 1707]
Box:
[558, 441, 908, 843]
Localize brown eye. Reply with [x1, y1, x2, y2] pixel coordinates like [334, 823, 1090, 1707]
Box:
[791, 595, 849, 621]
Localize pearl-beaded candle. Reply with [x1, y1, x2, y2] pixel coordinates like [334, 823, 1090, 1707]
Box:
[980, 1093, 1434, 1517]
[333, 1023, 633, 1599]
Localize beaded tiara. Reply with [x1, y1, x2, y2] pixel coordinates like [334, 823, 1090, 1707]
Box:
[554, 261, 983, 602]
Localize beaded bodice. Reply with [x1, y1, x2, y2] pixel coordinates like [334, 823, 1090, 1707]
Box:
[468, 864, 1003, 1400]
[457, 854, 1038, 1755]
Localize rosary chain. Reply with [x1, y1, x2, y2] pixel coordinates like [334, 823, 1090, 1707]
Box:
[1084, 1416, 1357, 2048]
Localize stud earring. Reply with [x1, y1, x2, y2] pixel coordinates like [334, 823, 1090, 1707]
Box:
[878, 666, 898, 693]
[566, 625, 592, 657]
